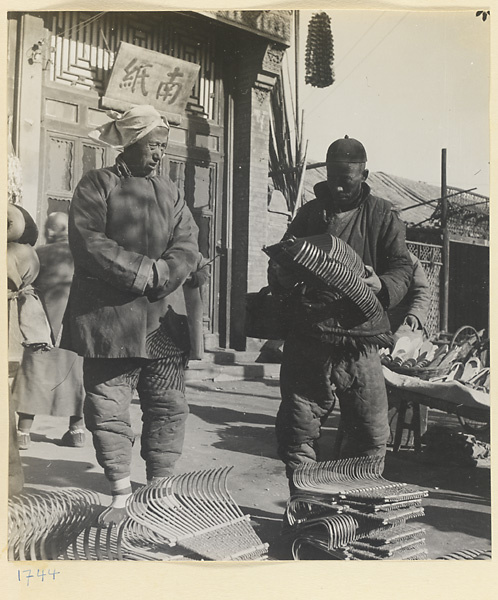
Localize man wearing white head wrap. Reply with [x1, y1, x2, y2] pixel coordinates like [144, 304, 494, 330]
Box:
[88, 104, 170, 150]
[61, 105, 199, 525]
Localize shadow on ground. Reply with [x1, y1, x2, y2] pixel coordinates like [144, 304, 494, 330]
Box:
[241, 504, 292, 560]
[188, 403, 342, 461]
[211, 424, 279, 458]
[188, 382, 281, 400]
[384, 451, 491, 498]
[188, 402, 275, 426]
[422, 504, 491, 540]
[21, 455, 108, 494]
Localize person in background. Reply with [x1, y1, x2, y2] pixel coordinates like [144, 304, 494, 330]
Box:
[61, 105, 199, 525]
[269, 136, 413, 485]
[388, 252, 431, 337]
[12, 212, 86, 450]
[386, 252, 431, 448]
[7, 204, 52, 496]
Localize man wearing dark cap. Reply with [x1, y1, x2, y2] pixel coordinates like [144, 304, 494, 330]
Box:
[269, 136, 413, 483]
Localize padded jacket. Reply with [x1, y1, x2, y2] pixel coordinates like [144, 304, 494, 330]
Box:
[61, 157, 199, 358]
[388, 253, 431, 331]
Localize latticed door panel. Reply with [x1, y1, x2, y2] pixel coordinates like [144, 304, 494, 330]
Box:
[40, 79, 119, 227]
[407, 241, 442, 336]
[46, 11, 220, 123]
[43, 133, 111, 215]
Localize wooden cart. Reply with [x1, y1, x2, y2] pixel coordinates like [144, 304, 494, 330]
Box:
[384, 368, 490, 452]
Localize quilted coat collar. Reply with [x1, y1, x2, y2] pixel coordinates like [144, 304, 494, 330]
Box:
[313, 180, 372, 214]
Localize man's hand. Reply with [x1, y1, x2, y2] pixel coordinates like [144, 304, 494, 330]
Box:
[363, 265, 382, 294]
[269, 262, 301, 289]
[403, 314, 422, 331]
[145, 268, 156, 292]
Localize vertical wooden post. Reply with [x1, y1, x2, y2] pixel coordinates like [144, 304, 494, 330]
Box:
[441, 148, 450, 332]
[16, 14, 46, 223]
[294, 10, 300, 163]
[219, 91, 234, 349]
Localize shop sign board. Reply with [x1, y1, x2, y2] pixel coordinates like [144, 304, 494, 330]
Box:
[103, 42, 200, 121]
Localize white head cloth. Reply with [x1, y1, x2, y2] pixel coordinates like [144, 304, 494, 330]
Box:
[88, 105, 170, 149]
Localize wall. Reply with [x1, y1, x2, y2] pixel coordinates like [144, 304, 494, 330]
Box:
[229, 38, 286, 349]
[13, 14, 46, 221]
[267, 210, 289, 250]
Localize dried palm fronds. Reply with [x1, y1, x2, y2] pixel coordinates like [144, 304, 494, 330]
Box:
[269, 74, 305, 215]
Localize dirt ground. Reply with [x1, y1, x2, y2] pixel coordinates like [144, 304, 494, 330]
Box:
[18, 376, 491, 561]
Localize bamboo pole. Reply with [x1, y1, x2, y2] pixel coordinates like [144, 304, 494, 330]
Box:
[292, 140, 309, 220]
[441, 148, 450, 332]
[294, 10, 300, 165]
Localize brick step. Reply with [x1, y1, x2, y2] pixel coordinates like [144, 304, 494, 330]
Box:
[200, 349, 263, 365]
[186, 358, 280, 382]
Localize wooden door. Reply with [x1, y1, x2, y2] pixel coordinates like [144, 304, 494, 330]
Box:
[163, 116, 225, 341]
[38, 11, 225, 342]
[39, 84, 118, 235]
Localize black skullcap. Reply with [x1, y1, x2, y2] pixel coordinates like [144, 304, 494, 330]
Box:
[326, 135, 367, 163]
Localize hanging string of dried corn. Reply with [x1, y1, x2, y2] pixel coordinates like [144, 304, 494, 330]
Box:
[305, 12, 335, 89]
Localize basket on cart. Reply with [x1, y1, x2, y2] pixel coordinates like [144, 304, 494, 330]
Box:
[385, 365, 449, 381]
[383, 326, 489, 441]
[383, 367, 490, 451]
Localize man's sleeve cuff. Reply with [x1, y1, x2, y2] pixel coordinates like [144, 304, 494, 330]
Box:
[407, 310, 426, 326]
[154, 258, 170, 288]
[132, 256, 154, 294]
[376, 281, 391, 309]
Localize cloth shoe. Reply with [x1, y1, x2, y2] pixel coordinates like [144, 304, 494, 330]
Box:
[61, 429, 86, 448]
[17, 430, 31, 450]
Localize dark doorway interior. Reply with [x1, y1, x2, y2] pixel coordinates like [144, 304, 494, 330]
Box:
[448, 242, 489, 334]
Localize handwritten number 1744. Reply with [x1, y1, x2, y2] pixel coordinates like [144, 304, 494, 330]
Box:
[18, 569, 60, 586]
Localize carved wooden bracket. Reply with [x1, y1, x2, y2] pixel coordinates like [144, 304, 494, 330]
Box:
[262, 43, 286, 77]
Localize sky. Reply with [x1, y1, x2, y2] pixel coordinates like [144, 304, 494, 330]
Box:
[288, 10, 490, 196]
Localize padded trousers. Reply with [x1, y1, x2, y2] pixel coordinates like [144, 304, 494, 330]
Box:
[276, 334, 389, 479]
[83, 355, 188, 482]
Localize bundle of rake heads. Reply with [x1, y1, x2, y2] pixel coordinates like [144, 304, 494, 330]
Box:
[437, 548, 491, 560]
[8, 467, 268, 561]
[284, 456, 429, 560]
[8, 488, 103, 560]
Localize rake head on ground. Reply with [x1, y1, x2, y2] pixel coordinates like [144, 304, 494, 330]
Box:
[8, 488, 101, 560]
[125, 466, 269, 560]
[286, 457, 430, 561]
[292, 456, 428, 502]
[9, 468, 269, 562]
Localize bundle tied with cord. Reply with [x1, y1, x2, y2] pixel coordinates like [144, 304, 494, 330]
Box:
[264, 233, 385, 332]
